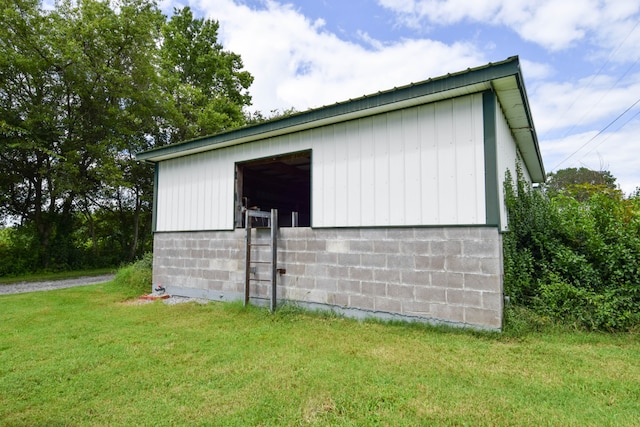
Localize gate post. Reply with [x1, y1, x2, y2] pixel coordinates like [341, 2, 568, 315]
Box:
[270, 209, 278, 312]
[244, 209, 251, 306]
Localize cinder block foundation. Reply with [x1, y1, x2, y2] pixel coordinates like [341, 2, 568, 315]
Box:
[152, 226, 504, 330]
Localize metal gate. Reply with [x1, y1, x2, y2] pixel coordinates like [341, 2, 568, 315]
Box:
[244, 209, 278, 312]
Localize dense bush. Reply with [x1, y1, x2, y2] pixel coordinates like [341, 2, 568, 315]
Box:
[503, 167, 640, 331]
[0, 226, 39, 276]
[111, 253, 153, 299]
[0, 208, 152, 277]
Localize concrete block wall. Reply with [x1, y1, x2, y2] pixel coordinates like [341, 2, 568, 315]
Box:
[277, 227, 503, 330]
[153, 231, 246, 299]
[152, 226, 504, 330]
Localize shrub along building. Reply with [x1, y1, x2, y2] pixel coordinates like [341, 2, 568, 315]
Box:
[137, 56, 544, 331]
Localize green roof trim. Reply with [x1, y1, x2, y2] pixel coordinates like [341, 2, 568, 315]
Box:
[137, 56, 545, 181]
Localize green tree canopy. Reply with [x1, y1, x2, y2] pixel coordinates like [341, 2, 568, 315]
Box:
[0, 0, 253, 271]
[545, 167, 618, 201]
[160, 6, 253, 142]
[504, 166, 640, 331]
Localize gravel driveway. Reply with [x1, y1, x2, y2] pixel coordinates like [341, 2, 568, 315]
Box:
[0, 274, 116, 295]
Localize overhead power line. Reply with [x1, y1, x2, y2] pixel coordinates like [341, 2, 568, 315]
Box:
[559, 57, 640, 140]
[541, 19, 640, 141]
[551, 96, 640, 171]
[579, 107, 640, 161]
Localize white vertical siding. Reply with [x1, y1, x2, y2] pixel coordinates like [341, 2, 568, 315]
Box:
[314, 127, 334, 227]
[461, 96, 486, 224]
[403, 108, 422, 225]
[495, 101, 530, 231]
[346, 121, 362, 226]
[359, 117, 376, 225]
[372, 115, 390, 225]
[333, 122, 349, 225]
[155, 92, 487, 231]
[435, 99, 457, 222]
[419, 103, 439, 224]
[387, 110, 405, 225]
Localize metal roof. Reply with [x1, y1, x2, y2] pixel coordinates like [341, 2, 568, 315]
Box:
[137, 56, 545, 182]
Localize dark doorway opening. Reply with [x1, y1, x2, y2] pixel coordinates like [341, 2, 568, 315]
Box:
[235, 150, 311, 227]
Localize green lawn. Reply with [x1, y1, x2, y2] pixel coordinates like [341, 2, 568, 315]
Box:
[1, 282, 638, 426]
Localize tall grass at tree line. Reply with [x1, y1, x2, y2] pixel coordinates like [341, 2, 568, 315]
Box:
[110, 253, 154, 298]
[503, 166, 640, 331]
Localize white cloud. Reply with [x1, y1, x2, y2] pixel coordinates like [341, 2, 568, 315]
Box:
[520, 59, 554, 80]
[377, 0, 502, 25]
[510, 1, 596, 50]
[378, 0, 640, 52]
[159, 0, 188, 14]
[192, 0, 487, 113]
[530, 72, 640, 135]
[356, 31, 386, 50]
[541, 119, 640, 194]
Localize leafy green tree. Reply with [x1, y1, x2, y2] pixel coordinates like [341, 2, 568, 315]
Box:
[0, 0, 71, 267]
[546, 167, 617, 201]
[504, 166, 640, 331]
[160, 6, 253, 142]
[0, 1, 254, 271]
[245, 107, 298, 125]
[1, 0, 168, 268]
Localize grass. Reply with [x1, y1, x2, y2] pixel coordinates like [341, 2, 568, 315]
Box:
[1, 282, 639, 426]
[0, 268, 115, 285]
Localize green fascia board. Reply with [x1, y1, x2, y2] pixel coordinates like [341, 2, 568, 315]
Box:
[137, 56, 544, 181]
[483, 91, 500, 228]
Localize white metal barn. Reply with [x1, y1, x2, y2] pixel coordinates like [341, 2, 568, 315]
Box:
[137, 56, 544, 330]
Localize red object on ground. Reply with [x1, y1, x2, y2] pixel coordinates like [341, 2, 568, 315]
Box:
[139, 294, 170, 301]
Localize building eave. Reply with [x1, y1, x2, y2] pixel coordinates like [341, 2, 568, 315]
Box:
[491, 73, 545, 182]
[137, 56, 545, 181]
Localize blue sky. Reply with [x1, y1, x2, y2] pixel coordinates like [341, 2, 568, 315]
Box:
[160, 0, 640, 193]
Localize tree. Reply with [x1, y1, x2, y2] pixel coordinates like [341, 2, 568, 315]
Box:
[545, 167, 617, 201]
[1, 0, 72, 266]
[160, 7, 253, 143]
[0, 1, 254, 271]
[245, 107, 298, 125]
[504, 166, 640, 331]
[0, 0, 167, 268]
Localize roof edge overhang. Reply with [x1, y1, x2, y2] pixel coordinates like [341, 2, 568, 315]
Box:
[136, 56, 545, 182]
